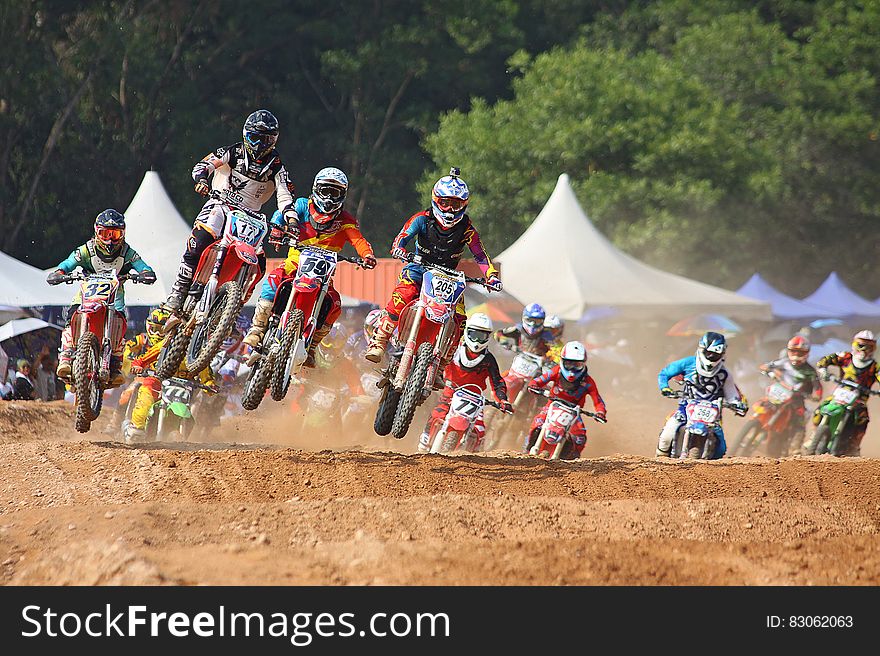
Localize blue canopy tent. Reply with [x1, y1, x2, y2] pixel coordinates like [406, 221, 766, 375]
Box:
[736, 273, 840, 320]
[801, 272, 880, 321]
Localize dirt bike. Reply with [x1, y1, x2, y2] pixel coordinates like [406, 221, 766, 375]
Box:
[288, 376, 346, 437]
[664, 388, 745, 459]
[156, 190, 267, 380]
[241, 234, 366, 410]
[808, 374, 880, 456]
[419, 382, 513, 454]
[731, 370, 806, 457]
[527, 388, 606, 460]
[483, 345, 545, 450]
[342, 369, 384, 434]
[375, 251, 493, 440]
[55, 270, 149, 433]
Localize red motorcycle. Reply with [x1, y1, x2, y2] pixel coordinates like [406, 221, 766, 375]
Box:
[421, 382, 513, 454]
[56, 270, 148, 433]
[373, 252, 492, 440]
[241, 236, 367, 410]
[527, 388, 606, 460]
[731, 370, 804, 457]
[156, 190, 268, 379]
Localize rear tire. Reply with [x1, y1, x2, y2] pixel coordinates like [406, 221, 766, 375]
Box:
[74, 332, 102, 425]
[270, 309, 303, 401]
[391, 342, 433, 440]
[186, 280, 241, 375]
[732, 419, 764, 457]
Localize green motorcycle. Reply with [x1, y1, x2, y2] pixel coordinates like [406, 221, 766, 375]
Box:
[146, 376, 218, 442]
[808, 374, 880, 456]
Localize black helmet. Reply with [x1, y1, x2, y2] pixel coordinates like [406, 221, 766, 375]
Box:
[242, 109, 279, 160]
[94, 209, 126, 258]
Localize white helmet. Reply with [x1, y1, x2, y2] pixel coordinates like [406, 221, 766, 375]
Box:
[559, 341, 587, 382]
[457, 313, 493, 368]
[311, 166, 349, 217]
[852, 329, 876, 367]
[695, 331, 727, 377]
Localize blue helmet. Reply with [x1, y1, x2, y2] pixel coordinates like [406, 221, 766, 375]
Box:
[242, 109, 279, 161]
[94, 208, 126, 258]
[522, 303, 546, 337]
[696, 331, 727, 377]
[431, 167, 469, 228]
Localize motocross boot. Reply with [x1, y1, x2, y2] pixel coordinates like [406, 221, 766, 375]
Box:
[364, 313, 395, 363]
[304, 325, 332, 369]
[56, 349, 74, 380]
[107, 356, 125, 389]
[243, 299, 273, 348]
[161, 264, 194, 329]
[124, 423, 146, 444]
[523, 428, 540, 454]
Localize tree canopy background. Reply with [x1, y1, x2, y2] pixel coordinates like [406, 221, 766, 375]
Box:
[2, 0, 878, 297]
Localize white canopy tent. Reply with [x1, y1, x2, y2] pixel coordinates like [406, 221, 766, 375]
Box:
[495, 174, 772, 322]
[0, 249, 74, 306]
[121, 170, 194, 306]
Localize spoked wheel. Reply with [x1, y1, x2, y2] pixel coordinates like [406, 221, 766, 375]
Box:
[391, 342, 433, 440]
[241, 354, 272, 411]
[155, 326, 190, 380]
[270, 309, 304, 401]
[731, 419, 765, 457]
[74, 332, 103, 430]
[811, 423, 832, 455]
[186, 280, 242, 375]
[374, 386, 401, 436]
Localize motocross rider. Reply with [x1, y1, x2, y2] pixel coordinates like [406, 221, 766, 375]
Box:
[525, 340, 606, 459]
[802, 330, 880, 456]
[656, 331, 747, 459]
[243, 167, 377, 368]
[163, 110, 296, 318]
[417, 313, 512, 452]
[756, 335, 822, 448]
[123, 317, 218, 443]
[494, 303, 557, 356]
[363, 168, 502, 365]
[46, 209, 157, 387]
[344, 308, 382, 359]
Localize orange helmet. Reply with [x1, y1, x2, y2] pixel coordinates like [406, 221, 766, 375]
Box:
[786, 335, 810, 365]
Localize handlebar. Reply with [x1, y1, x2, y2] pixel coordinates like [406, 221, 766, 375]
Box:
[444, 381, 513, 414]
[661, 388, 747, 413]
[268, 231, 370, 268]
[209, 189, 267, 222]
[825, 374, 880, 397]
[527, 387, 607, 423]
[392, 251, 495, 289]
[56, 271, 145, 284]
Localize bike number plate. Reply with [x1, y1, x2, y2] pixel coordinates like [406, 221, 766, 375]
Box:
[229, 213, 267, 246]
[547, 402, 576, 427]
[312, 388, 337, 409]
[162, 380, 193, 405]
[767, 383, 792, 404]
[511, 354, 540, 378]
[451, 389, 483, 419]
[297, 248, 337, 282]
[832, 386, 859, 405]
[686, 400, 718, 424]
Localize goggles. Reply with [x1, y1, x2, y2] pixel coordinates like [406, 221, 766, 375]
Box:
[244, 130, 277, 151]
[562, 359, 585, 372]
[465, 328, 491, 345]
[701, 348, 724, 362]
[435, 196, 467, 213]
[316, 183, 346, 201]
[854, 340, 876, 353]
[96, 227, 124, 242]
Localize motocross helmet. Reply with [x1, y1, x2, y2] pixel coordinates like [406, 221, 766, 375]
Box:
[317, 323, 347, 366]
[431, 167, 469, 229]
[145, 306, 171, 346]
[521, 303, 546, 337]
[545, 315, 564, 340]
[559, 341, 588, 382]
[242, 109, 279, 161]
[93, 209, 126, 259]
[786, 335, 810, 366]
[852, 329, 876, 367]
[311, 167, 348, 219]
[234, 313, 252, 337]
[696, 331, 727, 377]
[363, 309, 383, 340]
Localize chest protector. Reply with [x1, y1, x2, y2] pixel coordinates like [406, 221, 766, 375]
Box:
[83, 240, 129, 274]
[684, 369, 729, 401]
[416, 213, 470, 269]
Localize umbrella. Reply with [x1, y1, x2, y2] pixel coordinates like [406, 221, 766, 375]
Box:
[666, 313, 742, 338]
[0, 318, 63, 365]
[809, 318, 844, 329]
[0, 318, 63, 342]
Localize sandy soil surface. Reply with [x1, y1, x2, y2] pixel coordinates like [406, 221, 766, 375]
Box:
[1, 395, 879, 586]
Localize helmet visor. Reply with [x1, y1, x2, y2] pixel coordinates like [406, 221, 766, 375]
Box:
[465, 328, 491, 346]
[854, 339, 876, 354]
[96, 227, 124, 243]
[316, 183, 346, 201]
[435, 196, 467, 213]
[523, 317, 544, 330]
[562, 358, 585, 373]
[701, 348, 724, 363]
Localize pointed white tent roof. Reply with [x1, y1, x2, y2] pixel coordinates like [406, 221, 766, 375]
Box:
[121, 171, 194, 306]
[495, 174, 771, 321]
[736, 273, 839, 320]
[0, 249, 73, 306]
[801, 272, 880, 319]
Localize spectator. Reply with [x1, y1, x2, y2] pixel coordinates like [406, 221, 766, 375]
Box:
[0, 368, 13, 400]
[33, 345, 58, 401]
[12, 359, 37, 400]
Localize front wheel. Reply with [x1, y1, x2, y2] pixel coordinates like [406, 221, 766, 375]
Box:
[241, 356, 271, 411]
[731, 419, 765, 457]
[186, 280, 242, 374]
[391, 342, 433, 440]
[811, 423, 831, 455]
[74, 332, 103, 427]
[270, 309, 304, 401]
[374, 386, 401, 436]
[155, 326, 190, 380]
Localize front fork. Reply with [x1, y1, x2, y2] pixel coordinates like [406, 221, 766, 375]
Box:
[393, 303, 425, 390]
